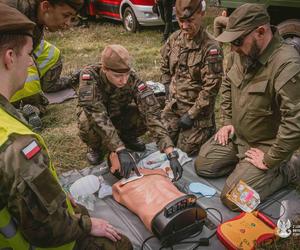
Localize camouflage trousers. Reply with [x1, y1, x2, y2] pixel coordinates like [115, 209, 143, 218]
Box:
[162, 102, 215, 156]
[41, 55, 73, 93]
[78, 104, 147, 152]
[194, 136, 290, 211]
[73, 205, 133, 250]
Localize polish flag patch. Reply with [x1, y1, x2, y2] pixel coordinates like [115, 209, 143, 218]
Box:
[137, 83, 147, 92]
[82, 74, 91, 80]
[21, 140, 41, 160]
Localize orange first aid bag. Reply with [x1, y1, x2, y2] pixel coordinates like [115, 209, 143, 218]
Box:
[217, 211, 277, 250]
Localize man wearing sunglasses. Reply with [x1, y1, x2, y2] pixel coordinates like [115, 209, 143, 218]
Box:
[195, 3, 300, 211]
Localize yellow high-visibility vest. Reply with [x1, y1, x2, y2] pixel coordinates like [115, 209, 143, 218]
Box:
[10, 40, 60, 103]
[35, 39, 60, 78]
[0, 107, 75, 250]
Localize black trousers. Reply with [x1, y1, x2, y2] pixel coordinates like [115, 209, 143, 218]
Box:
[158, 0, 174, 40]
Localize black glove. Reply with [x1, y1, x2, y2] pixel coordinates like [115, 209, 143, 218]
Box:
[117, 149, 140, 178]
[178, 113, 194, 130]
[167, 151, 183, 181]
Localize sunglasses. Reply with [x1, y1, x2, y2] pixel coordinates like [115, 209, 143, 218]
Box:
[231, 28, 255, 47]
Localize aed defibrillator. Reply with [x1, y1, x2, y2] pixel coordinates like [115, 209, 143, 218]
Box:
[217, 211, 277, 250]
[109, 153, 207, 247]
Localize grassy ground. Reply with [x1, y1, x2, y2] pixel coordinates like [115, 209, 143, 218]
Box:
[42, 13, 299, 249]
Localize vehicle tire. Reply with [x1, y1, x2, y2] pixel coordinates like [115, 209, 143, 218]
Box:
[123, 7, 140, 33]
[278, 19, 300, 39]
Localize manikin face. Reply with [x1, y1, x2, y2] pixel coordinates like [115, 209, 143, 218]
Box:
[13, 37, 34, 91]
[104, 69, 130, 88]
[177, 11, 205, 40]
[41, 1, 76, 31]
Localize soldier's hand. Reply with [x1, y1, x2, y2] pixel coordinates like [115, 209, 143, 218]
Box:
[117, 148, 140, 178]
[245, 148, 268, 170]
[214, 125, 235, 146]
[169, 157, 183, 181]
[178, 114, 194, 130]
[90, 218, 121, 242]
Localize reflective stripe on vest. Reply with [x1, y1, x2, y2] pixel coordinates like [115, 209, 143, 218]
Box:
[9, 64, 41, 103]
[0, 107, 75, 250]
[9, 40, 60, 103]
[35, 40, 60, 78]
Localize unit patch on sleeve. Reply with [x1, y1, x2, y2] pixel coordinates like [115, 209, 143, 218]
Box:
[21, 140, 41, 160]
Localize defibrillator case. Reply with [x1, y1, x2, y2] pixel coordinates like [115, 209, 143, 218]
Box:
[217, 211, 277, 250]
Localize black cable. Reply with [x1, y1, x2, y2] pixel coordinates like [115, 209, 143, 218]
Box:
[191, 207, 223, 250]
[256, 198, 286, 220]
[140, 235, 155, 250]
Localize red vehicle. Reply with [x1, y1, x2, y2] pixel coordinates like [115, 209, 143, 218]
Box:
[87, 0, 176, 32]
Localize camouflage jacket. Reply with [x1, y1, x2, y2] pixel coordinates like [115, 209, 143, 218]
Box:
[160, 27, 223, 125]
[1, 0, 43, 49]
[77, 64, 174, 152]
[220, 30, 300, 168]
[0, 94, 91, 247]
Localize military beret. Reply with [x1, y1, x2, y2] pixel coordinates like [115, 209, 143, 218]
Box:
[0, 3, 35, 35]
[216, 3, 270, 43]
[101, 45, 131, 73]
[64, 0, 84, 12]
[176, 0, 205, 19]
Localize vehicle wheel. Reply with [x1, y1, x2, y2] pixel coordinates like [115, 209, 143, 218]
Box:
[278, 19, 300, 39]
[123, 7, 140, 33]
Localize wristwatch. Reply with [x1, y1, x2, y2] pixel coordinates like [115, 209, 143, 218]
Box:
[167, 150, 179, 160]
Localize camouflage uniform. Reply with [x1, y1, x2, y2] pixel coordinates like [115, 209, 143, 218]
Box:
[160, 28, 223, 156]
[0, 95, 132, 249]
[77, 64, 174, 154]
[195, 30, 300, 210]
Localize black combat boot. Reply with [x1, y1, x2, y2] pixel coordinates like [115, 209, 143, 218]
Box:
[86, 147, 102, 165]
[122, 137, 146, 152]
[21, 104, 42, 132]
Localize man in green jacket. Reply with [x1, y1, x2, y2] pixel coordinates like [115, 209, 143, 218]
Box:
[195, 3, 300, 210]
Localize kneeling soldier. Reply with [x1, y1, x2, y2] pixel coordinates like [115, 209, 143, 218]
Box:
[77, 44, 183, 180]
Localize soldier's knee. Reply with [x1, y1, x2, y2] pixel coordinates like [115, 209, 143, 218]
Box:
[194, 155, 209, 175]
[194, 155, 218, 177]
